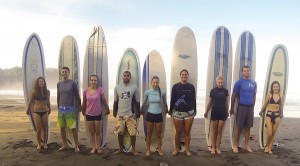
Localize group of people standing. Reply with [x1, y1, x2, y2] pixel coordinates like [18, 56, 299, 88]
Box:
[26, 65, 284, 157]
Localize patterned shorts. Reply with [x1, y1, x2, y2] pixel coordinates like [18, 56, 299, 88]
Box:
[173, 109, 195, 120]
[114, 115, 137, 136]
[57, 106, 77, 129]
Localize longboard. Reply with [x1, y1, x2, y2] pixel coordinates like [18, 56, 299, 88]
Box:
[58, 35, 80, 148]
[229, 31, 256, 149]
[142, 50, 167, 152]
[259, 45, 289, 149]
[170, 27, 198, 152]
[116, 48, 140, 152]
[22, 33, 49, 146]
[205, 26, 232, 150]
[83, 25, 109, 148]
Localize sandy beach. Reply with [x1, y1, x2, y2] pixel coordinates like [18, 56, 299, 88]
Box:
[0, 98, 299, 166]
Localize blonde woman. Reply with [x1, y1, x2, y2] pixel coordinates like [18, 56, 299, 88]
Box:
[204, 76, 229, 154]
[259, 81, 283, 154]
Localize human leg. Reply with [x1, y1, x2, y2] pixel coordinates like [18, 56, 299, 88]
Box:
[146, 121, 154, 156]
[41, 112, 49, 148]
[183, 117, 194, 156]
[216, 120, 225, 154]
[210, 120, 218, 154]
[155, 122, 164, 156]
[87, 120, 96, 153]
[94, 120, 102, 154]
[33, 112, 43, 149]
[172, 118, 183, 156]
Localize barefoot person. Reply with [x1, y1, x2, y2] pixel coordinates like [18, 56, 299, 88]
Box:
[57, 67, 81, 152]
[259, 81, 284, 154]
[204, 76, 229, 155]
[141, 76, 168, 156]
[82, 75, 110, 154]
[169, 69, 196, 157]
[230, 65, 257, 153]
[113, 71, 141, 156]
[26, 77, 51, 150]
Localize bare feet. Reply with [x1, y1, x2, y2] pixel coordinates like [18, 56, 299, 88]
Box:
[97, 148, 102, 154]
[245, 146, 253, 153]
[146, 151, 151, 157]
[158, 151, 164, 156]
[114, 149, 123, 155]
[131, 150, 139, 156]
[44, 145, 48, 149]
[37, 145, 41, 150]
[171, 150, 178, 156]
[268, 151, 273, 154]
[233, 147, 238, 153]
[264, 148, 269, 153]
[90, 148, 96, 154]
[185, 151, 192, 157]
[216, 149, 221, 154]
[58, 145, 68, 151]
[208, 146, 212, 152]
[74, 146, 80, 152]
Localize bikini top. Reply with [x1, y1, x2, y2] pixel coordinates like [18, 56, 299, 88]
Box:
[269, 94, 281, 105]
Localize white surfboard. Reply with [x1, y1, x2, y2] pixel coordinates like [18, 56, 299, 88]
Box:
[83, 25, 109, 148]
[259, 45, 289, 149]
[58, 35, 80, 148]
[170, 27, 198, 152]
[22, 33, 50, 145]
[205, 26, 232, 150]
[142, 50, 167, 152]
[229, 31, 256, 149]
[116, 48, 141, 153]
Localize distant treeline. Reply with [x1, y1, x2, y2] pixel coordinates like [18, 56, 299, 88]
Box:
[0, 67, 58, 90]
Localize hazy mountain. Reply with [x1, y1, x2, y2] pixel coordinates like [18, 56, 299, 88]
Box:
[0, 67, 58, 90]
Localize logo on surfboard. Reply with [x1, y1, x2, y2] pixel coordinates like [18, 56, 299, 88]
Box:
[178, 54, 191, 59]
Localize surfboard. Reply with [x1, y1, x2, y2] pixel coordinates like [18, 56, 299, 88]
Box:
[259, 45, 289, 149]
[142, 50, 167, 152]
[83, 25, 109, 148]
[205, 26, 232, 151]
[229, 31, 256, 149]
[116, 48, 141, 153]
[22, 33, 49, 145]
[170, 27, 198, 152]
[58, 35, 80, 148]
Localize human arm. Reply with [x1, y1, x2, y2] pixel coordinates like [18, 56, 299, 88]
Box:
[73, 83, 81, 112]
[26, 91, 35, 115]
[229, 92, 236, 116]
[168, 84, 176, 116]
[259, 93, 271, 116]
[280, 95, 284, 118]
[204, 97, 212, 118]
[47, 90, 51, 115]
[113, 87, 118, 117]
[81, 90, 87, 116]
[162, 92, 168, 114]
[101, 93, 110, 115]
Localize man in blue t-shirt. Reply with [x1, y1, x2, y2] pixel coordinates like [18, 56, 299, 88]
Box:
[230, 65, 257, 153]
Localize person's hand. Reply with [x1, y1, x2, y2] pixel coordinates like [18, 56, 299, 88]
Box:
[48, 109, 51, 115]
[280, 112, 284, 119]
[26, 110, 30, 115]
[226, 110, 229, 117]
[82, 110, 86, 116]
[229, 108, 234, 116]
[136, 111, 141, 118]
[259, 111, 263, 117]
[113, 111, 117, 118]
[204, 112, 208, 118]
[106, 110, 111, 115]
[77, 105, 82, 112]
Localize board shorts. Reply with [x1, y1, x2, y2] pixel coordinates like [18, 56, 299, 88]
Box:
[114, 115, 137, 136]
[236, 105, 254, 129]
[173, 109, 195, 120]
[146, 112, 163, 123]
[57, 106, 77, 129]
[86, 114, 102, 121]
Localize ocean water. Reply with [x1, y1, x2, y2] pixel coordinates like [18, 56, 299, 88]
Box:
[1, 89, 299, 118]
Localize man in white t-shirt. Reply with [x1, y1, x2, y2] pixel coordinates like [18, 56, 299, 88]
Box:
[113, 71, 140, 156]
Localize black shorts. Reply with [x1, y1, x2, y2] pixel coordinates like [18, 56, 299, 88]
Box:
[146, 112, 163, 123]
[86, 114, 102, 121]
[211, 108, 227, 121]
